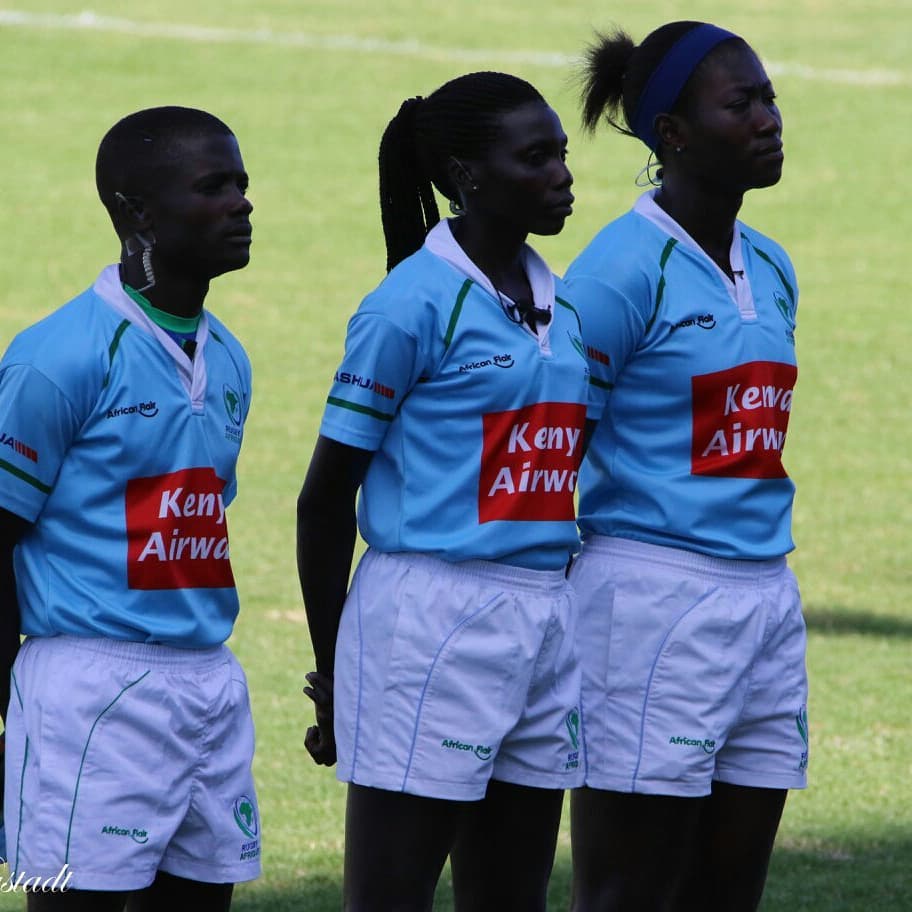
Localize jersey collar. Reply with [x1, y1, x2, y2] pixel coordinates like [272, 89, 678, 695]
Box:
[424, 219, 556, 342]
[634, 190, 757, 321]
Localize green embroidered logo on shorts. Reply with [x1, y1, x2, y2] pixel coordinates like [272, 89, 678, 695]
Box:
[441, 738, 493, 761]
[669, 735, 716, 754]
[564, 707, 581, 770]
[100, 824, 149, 844]
[565, 708, 581, 750]
[796, 704, 809, 771]
[233, 795, 259, 839]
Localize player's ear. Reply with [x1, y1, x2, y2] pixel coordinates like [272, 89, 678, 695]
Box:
[654, 113, 686, 155]
[114, 192, 152, 232]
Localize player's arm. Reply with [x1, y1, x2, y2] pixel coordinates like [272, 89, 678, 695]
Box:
[296, 435, 373, 766]
[0, 507, 28, 726]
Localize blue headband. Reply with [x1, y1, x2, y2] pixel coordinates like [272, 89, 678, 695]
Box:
[631, 24, 739, 152]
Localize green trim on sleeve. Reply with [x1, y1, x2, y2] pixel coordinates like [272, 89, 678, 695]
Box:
[589, 376, 614, 391]
[326, 396, 395, 422]
[0, 458, 52, 494]
[443, 279, 473, 350]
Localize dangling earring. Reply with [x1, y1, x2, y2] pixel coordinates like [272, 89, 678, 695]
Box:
[635, 150, 663, 188]
[449, 198, 465, 216]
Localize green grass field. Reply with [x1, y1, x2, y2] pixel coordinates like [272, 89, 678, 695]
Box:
[0, 1, 910, 908]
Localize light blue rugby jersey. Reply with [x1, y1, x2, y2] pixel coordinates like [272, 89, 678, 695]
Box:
[0, 265, 252, 647]
[319, 220, 590, 571]
[565, 191, 799, 559]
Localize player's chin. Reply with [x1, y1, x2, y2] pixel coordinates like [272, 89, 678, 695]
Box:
[752, 161, 784, 189]
[212, 249, 252, 276]
[530, 212, 571, 237]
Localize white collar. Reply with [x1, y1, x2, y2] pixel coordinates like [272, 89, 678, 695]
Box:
[424, 219, 556, 342]
[93, 264, 210, 408]
[634, 190, 756, 320]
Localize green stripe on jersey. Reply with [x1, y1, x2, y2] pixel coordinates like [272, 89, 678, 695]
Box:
[327, 396, 394, 422]
[645, 238, 678, 335]
[589, 376, 614, 391]
[745, 239, 796, 307]
[103, 319, 131, 388]
[443, 279, 473, 350]
[555, 295, 582, 332]
[0, 457, 51, 493]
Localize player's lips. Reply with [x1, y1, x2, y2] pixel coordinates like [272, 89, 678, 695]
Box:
[224, 224, 253, 243]
[548, 194, 575, 216]
[755, 141, 783, 160]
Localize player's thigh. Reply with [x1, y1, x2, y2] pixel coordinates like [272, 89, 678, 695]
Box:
[125, 871, 234, 912]
[675, 781, 787, 912]
[570, 787, 703, 912]
[451, 779, 564, 912]
[343, 784, 468, 912]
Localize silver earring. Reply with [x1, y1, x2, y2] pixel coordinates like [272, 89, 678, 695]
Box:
[675, 146, 683, 153]
[635, 150, 663, 188]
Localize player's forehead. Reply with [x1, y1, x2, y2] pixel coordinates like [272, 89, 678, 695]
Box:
[148, 131, 245, 188]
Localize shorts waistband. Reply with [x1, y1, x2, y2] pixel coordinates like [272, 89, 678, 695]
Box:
[26, 635, 230, 670]
[580, 536, 787, 584]
[366, 549, 569, 594]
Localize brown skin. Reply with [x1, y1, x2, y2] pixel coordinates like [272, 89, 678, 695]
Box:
[449, 100, 573, 310]
[571, 40, 790, 912]
[6, 127, 253, 911]
[297, 98, 574, 911]
[653, 41, 783, 278]
[117, 132, 252, 319]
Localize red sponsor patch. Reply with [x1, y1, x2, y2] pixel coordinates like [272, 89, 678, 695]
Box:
[0, 432, 38, 463]
[479, 401, 586, 523]
[691, 361, 797, 478]
[126, 467, 235, 590]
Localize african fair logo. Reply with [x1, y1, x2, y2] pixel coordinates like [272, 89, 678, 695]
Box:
[479, 401, 585, 523]
[669, 735, 716, 754]
[565, 708, 581, 770]
[796, 704, 810, 771]
[100, 823, 149, 844]
[233, 795, 258, 839]
[691, 360, 797, 479]
[105, 400, 159, 419]
[441, 738, 493, 761]
[670, 313, 716, 333]
[458, 353, 515, 373]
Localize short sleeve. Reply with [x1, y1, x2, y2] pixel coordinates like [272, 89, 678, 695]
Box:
[319, 311, 423, 451]
[564, 274, 647, 421]
[0, 363, 81, 521]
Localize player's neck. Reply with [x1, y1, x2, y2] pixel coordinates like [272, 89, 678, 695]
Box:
[120, 258, 208, 319]
[449, 215, 528, 294]
[654, 181, 743, 277]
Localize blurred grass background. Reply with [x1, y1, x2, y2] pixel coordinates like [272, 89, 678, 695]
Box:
[0, 2, 909, 908]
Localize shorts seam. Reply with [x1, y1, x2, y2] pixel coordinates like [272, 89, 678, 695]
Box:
[401, 593, 501, 790]
[631, 586, 719, 789]
[65, 668, 152, 865]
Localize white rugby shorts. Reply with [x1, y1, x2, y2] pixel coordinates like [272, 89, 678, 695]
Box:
[569, 536, 809, 797]
[4, 636, 261, 891]
[334, 549, 584, 800]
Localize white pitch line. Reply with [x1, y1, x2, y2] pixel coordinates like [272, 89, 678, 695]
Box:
[1, 9, 909, 87]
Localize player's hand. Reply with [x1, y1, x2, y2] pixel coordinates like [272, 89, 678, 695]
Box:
[303, 671, 336, 766]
